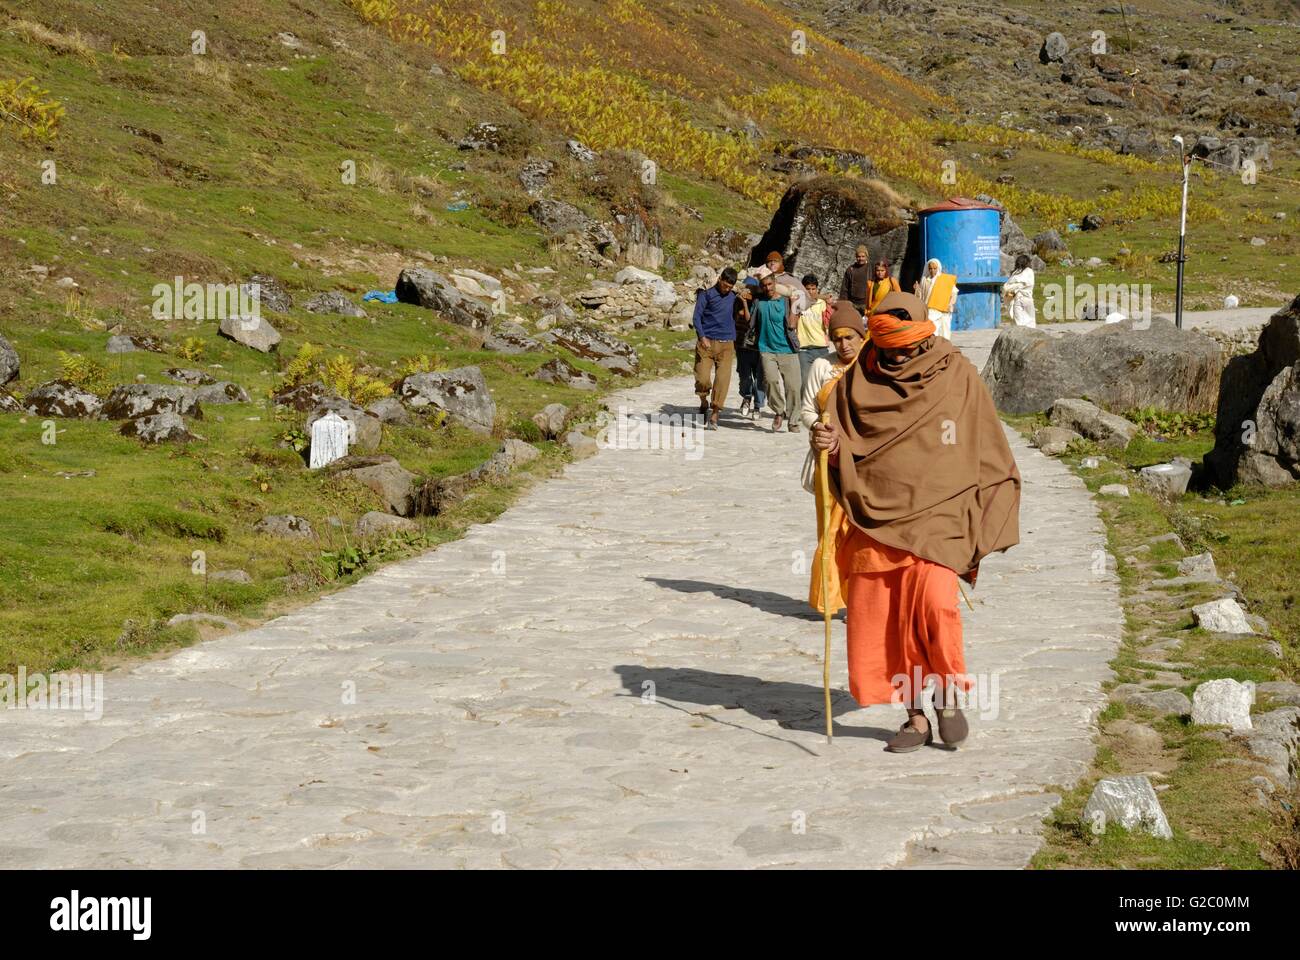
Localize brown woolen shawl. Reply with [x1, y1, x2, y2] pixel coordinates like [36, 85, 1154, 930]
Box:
[826, 338, 1021, 581]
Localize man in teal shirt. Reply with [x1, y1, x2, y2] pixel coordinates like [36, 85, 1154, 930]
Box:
[753, 273, 802, 433]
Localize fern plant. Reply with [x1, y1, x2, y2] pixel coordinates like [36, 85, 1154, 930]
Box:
[56, 351, 111, 394]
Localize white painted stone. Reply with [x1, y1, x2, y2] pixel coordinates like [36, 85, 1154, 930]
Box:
[1192, 597, 1255, 635]
[1081, 775, 1173, 839]
[1099, 483, 1129, 497]
[308, 411, 350, 469]
[1191, 678, 1254, 731]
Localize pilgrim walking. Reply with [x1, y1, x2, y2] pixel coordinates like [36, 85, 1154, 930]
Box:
[810, 292, 1021, 753]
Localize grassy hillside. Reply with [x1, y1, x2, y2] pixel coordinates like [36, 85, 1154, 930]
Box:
[0, 0, 1296, 676]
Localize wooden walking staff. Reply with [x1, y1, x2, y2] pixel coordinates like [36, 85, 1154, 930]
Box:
[817, 409, 834, 744]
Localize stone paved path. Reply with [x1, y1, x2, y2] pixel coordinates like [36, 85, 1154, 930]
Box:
[0, 335, 1121, 868]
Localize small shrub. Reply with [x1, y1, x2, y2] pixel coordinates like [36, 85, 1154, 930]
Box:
[0, 76, 66, 141]
[177, 336, 206, 362]
[57, 351, 111, 394]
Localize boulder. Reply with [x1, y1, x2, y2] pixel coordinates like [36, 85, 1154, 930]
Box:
[1080, 775, 1173, 839]
[273, 381, 336, 412]
[192, 381, 251, 405]
[1031, 229, 1069, 258]
[365, 397, 410, 426]
[328, 455, 418, 516]
[1245, 707, 1300, 789]
[527, 199, 616, 257]
[1114, 685, 1191, 716]
[539, 322, 639, 370]
[1139, 460, 1192, 496]
[164, 368, 215, 386]
[240, 274, 293, 313]
[518, 157, 554, 196]
[483, 321, 543, 355]
[983, 318, 1223, 414]
[1040, 31, 1069, 64]
[1191, 678, 1254, 732]
[106, 334, 164, 354]
[1031, 426, 1080, 456]
[0, 391, 19, 413]
[102, 383, 204, 421]
[1049, 398, 1139, 449]
[23, 380, 103, 419]
[395, 268, 494, 331]
[534, 357, 598, 391]
[355, 511, 418, 537]
[613, 203, 663, 271]
[1098, 483, 1130, 497]
[1191, 135, 1271, 175]
[1192, 597, 1255, 635]
[0, 333, 18, 384]
[749, 176, 909, 294]
[307, 398, 382, 453]
[1203, 294, 1300, 488]
[119, 411, 198, 443]
[253, 514, 313, 539]
[218, 315, 281, 353]
[303, 291, 367, 318]
[416, 473, 471, 515]
[1177, 553, 1218, 579]
[565, 431, 599, 459]
[532, 402, 569, 439]
[397, 365, 496, 433]
[209, 569, 253, 585]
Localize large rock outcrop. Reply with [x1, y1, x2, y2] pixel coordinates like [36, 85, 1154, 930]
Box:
[749, 176, 910, 288]
[1203, 294, 1300, 488]
[395, 268, 494, 331]
[396, 365, 496, 434]
[1, 333, 20, 384]
[982, 317, 1224, 415]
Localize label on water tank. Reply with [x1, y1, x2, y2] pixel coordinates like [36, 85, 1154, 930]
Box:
[974, 234, 1000, 261]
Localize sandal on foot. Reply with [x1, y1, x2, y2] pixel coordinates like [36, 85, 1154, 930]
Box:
[885, 716, 932, 754]
[934, 706, 968, 748]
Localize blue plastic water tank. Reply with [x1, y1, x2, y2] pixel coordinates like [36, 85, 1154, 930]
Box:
[917, 198, 1007, 331]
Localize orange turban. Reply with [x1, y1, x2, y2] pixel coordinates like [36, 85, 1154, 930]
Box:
[867, 292, 935, 348]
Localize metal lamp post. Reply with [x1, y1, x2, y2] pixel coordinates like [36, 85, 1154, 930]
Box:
[1172, 135, 1190, 330]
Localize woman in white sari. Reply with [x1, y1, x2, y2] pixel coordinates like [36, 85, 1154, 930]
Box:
[1002, 254, 1036, 327]
[914, 258, 957, 339]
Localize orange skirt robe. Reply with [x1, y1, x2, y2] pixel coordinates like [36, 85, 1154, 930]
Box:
[838, 528, 970, 706]
[810, 364, 970, 706]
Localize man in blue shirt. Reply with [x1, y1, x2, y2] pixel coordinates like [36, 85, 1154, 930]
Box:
[693, 266, 738, 430]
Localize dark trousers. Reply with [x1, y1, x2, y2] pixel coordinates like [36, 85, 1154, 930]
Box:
[736, 348, 766, 410]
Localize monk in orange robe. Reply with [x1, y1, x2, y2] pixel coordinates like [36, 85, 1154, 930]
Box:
[810, 292, 1020, 753]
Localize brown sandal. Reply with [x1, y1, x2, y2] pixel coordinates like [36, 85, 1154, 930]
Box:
[885, 715, 933, 753]
[934, 705, 969, 748]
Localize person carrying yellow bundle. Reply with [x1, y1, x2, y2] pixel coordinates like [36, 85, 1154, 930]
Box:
[801, 300, 867, 616]
[914, 258, 957, 339]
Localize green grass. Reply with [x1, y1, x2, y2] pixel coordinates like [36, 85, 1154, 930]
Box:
[1011, 418, 1298, 868]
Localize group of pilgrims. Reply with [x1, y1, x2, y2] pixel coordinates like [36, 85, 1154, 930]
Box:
[690, 247, 1023, 753]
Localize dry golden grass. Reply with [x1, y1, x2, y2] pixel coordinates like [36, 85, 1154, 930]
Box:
[7, 19, 98, 61]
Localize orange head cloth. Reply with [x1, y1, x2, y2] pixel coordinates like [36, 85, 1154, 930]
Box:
[867, 291, 935, 348]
